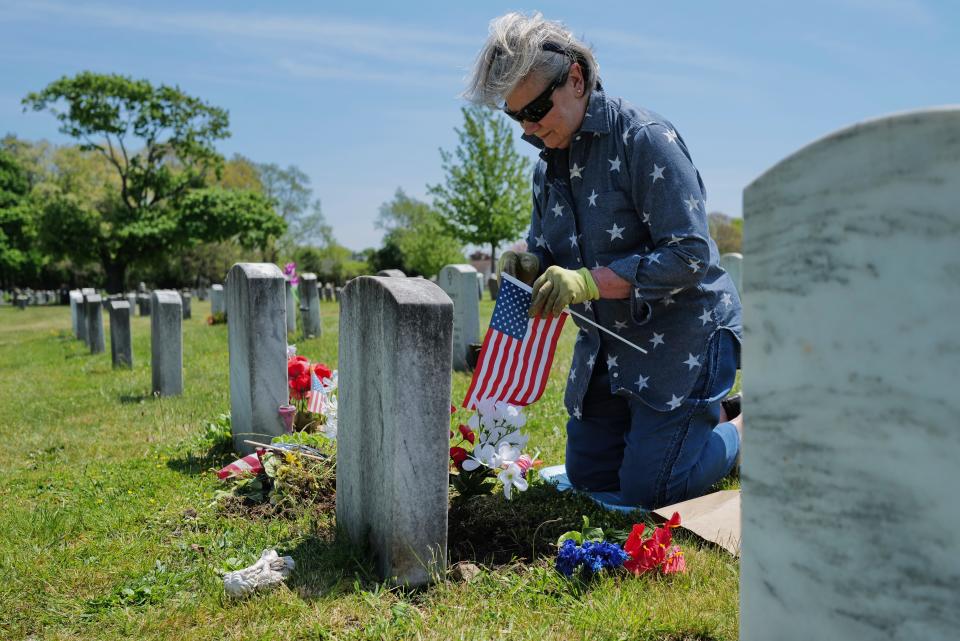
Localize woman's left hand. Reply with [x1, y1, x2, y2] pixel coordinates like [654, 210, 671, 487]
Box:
[591, 267, 632, 299]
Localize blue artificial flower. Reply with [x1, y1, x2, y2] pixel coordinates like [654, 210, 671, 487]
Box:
[555, 539, 584, 577]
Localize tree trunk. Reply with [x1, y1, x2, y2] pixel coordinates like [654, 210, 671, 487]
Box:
[104, 260, 127, 294]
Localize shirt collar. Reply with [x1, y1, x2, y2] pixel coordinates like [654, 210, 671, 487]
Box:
[520, 87, 611, 156]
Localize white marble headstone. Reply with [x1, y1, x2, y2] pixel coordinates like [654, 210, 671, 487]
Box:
[438, 264, 480, 371]
[719, 252, 742, 294]
[741, 108, 960, 641]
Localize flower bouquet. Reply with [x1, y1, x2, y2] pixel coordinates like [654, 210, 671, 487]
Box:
[448, 399, 539, 501]
[286, 350, 337, 439]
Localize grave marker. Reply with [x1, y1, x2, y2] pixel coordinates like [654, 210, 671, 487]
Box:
[150, 290, 182, 396]
[438, 264, 480, 371]
[107, 300, 133, 368]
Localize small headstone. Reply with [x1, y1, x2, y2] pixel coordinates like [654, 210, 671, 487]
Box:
[137, 294, 151, 317]
[210, 284, 225, 317]
[227, 263, 288, 455]
[324, 283, 335, 302]
[438, 264, 480, 371]
[76, 293, 89, 342]
[284, 280, 297, 334]
[69, 290, 83, 337]
[299, 273, 321, 338]
[376, 269, 406, 277]
[125, 293, 137, 310]
[16, 295, 27, 310]
[81, 287, 95, 296]
[476, 272, 484, 300]
[334, 286, 342, 302]
[337, 276, 452, 587]
[107, 300, 133, 368]
[719, 252, 743, 294]
[487, 275, 499, 301]
[150, 290, 183, 396]
[84, 294, 105, 354]
[741, 108, 960, 641]
[181, 291, 192, 319]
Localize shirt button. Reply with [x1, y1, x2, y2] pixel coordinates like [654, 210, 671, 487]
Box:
[575, 135, 581, 141]
[612, 372, 619, 378]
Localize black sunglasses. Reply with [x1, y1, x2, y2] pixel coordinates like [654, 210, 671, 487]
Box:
[503, 67, 570, 123]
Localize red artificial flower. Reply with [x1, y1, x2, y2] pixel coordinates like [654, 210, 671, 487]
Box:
[287, 356, 310, 380]
[515, 454, 541, 477]
[450, 404, 457, 415]
[458, 424, 475, 444]
[313, 362, 332, 381]
[663, 546, 686, 574]
[665, 511, 682, 529]
[623, 515, 686, 576]
[449, 446, 468, 468]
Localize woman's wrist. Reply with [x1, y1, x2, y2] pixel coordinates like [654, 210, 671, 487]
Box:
[590, 266, 632, 299]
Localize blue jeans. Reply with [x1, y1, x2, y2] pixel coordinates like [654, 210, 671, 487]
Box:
[565, 330, 740, 509]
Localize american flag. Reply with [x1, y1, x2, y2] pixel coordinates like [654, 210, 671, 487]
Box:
[306, 370, 326, 414]
[462, 273, 567, 409]
[217, 451, 263, 479]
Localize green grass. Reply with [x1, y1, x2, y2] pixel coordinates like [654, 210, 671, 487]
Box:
[0, 299, 738, 640]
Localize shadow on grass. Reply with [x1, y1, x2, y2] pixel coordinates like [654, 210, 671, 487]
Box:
[119, 393, 151, 404]
[283, 531, 377, 600]
[167, 441, 235, 475]
[448, 481, 648, 567]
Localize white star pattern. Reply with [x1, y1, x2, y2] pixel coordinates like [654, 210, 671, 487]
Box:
[721, 292, 733, 307]
[684, 195, 701, 212]
[683, 353, 701, 370]
[587, 189, 598, 206]
[642, 211, 651, 225]
[534, 234, 547, 248]
[614, 320, 628, 331]
[608, 156, 621, 172]
[667, 394, 684, 410]
[647, 252, 661, 264]
[569, 233, 580, 248]
[552, 203, 564, 218]
[622, 129, 631, 144]
[606, 355, 618, 369]
[606, 222, 625, 241]
[649, 332, 665, 347]
[586, 354, 596, 368]
[688, 259, 701, 273]
[650, 164, 665, 182]
[635, 374, 649, 391]
[670, 287, 684, 295]
[569, 368, 577, 382]
[664, 129, 679, 144]
[569, 163, 583, 180]
[698, 308, 713, 325]
[573, 406, 582, 419]
[668, 234, 683, 246]
[593, 261, 601, 269]
[662, 296, 675, 306]
[634, 288, 642, 298]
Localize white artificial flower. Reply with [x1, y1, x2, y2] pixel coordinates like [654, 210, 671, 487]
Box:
[498, 463, 528, 500]
[467, 413, 480, 430]
[286, 344, 297, 357]
[462, 443, 496, 471]
[491, 442, 521, 469]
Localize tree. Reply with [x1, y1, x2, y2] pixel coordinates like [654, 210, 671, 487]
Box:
[256, 162, 332, 252]
[428, 106, 532, 274]
[376, 188, 464, 278]
[0, 149, 41, 286]
[708, 212, 743, 254]
[22, 72, 285, 292]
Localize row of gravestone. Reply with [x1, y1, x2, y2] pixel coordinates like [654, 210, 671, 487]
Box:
[60, 108, 960, 639]
[68, 288, 183, 395]
[2, 289, 64, 308]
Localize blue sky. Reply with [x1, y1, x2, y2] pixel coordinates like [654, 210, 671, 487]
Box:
[1, 0, 957, 251]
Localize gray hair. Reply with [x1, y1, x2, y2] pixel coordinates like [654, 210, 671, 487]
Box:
[463, 12, 600, 107]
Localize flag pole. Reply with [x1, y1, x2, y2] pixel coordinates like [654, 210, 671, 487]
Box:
[501, 273, 648, 355]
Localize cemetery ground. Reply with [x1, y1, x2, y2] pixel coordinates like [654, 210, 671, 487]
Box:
[1, 300, 739, 641]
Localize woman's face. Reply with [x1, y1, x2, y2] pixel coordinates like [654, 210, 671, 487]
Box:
[504, 63, 586, 150]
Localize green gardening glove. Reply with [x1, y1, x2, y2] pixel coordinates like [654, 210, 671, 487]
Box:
[498, 251, 540, 286]
[529, 266, 599, 318]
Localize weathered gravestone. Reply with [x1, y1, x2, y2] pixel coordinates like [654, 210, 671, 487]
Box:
[376, 269, 405, 278]
[438, 264, 480, 371]
[181, 291, 192, 320]
[125, 293, 137, 310]
[487, 275, 499, 301]
[719, 252, 743, 294]
[137, 294, 151, 317]
[69, 290, 83, 337]
[337, 276, 453, 587]
[227, 263, 288, 455]
[741, 108, 960, 641]
[476, 272, 484, 300]
[324, 283, 335, 302]
[84, 294, 105, 354]
[210, 284, 225, 317]
[334, 286, 341, 302]
[75, 293, 89, 342]
[284, 280, 297, 334]
[299, 273, 321, 338]
[107, 300, 133, 368]
[150, 290, 182, 396]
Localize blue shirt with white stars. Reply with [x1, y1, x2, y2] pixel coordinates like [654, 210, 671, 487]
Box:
[522, 88, 742, 414]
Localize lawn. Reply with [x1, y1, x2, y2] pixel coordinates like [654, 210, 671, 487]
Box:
[0, 297, 739, 641]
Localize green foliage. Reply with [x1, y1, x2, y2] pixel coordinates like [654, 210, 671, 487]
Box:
[376, 188, 464, 277]
[557, 515, 608, 547]
[708, 212, 742, 254]
[429, 106, 532, 268]
[22, 72, 284, 291]
[292, 243, 368, 285]
[0, 149, 42, 283]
